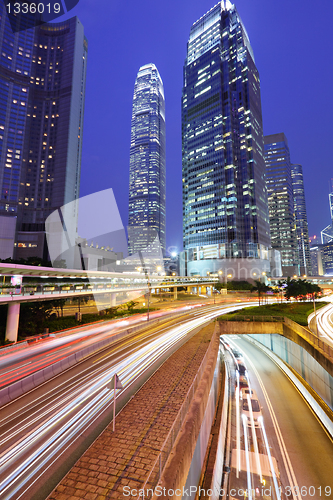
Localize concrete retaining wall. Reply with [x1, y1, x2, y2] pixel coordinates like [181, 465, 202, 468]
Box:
[219, 321, 283, 335]
[153, 330, 220, 499]
[248, 333, 333, 411]
[219, 320, 333, 379]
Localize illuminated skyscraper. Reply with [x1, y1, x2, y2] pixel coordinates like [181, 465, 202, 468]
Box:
[291, 164, 311, 275]
[0, 5, 87, 260]
[264, 133, 299, 276]
[181, 1, 272, 278]
[128, 64, 166, 255]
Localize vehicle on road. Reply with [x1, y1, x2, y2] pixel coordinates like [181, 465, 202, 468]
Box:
[242, 396, 262, 428]
[240, 387, 257, 400]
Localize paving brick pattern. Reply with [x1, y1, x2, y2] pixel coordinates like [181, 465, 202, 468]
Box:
[48, 325, 215, 500]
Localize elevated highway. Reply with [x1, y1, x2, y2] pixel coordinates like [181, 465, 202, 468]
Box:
[0, 262, 218, 342]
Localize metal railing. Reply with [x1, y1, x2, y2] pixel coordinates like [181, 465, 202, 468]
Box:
[134, 327, 218, 499]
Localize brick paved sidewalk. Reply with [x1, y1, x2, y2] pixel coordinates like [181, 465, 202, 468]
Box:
[48, 323, 215, 500]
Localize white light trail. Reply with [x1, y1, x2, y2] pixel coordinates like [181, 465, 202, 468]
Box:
[241, 414, 253, 500]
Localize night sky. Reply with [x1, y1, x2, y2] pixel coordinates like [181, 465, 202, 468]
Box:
[58, 0, 333, 254]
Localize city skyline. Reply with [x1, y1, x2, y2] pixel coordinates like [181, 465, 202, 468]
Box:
[50, 0, 333, 254]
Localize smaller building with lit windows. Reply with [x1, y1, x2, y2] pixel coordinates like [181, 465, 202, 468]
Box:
[264, 133, 299, 277]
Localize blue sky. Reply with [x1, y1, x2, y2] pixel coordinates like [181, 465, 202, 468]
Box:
[57, 0, 333, 254]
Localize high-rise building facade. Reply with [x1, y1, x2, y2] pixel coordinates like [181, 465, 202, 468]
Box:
[264, 133, 299, 276]
[291, 164, 311, 275]
[0, 4, 87, 260]
[181, 1, 272, 278]
[128, 64, 166, 256]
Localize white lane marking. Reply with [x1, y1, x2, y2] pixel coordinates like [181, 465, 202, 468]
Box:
[229, 338, 300, 500]
[0, 363, 31, 377]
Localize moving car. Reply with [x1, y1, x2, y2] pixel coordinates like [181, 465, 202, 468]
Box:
[242, 396, 262, 428]
[240, 387, 257, 400]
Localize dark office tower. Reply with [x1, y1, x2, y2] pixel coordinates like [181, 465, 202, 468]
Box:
[0, 3, 35, 258]
[264, 133, 299, 277]
[128, 64, 166, 256]
[0, 4, 87, 260]
[181, 1, 272, 278]
[291, 164, 312, 275]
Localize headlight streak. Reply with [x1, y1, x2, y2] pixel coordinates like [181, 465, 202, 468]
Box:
[0, 303, 253, 498]
[259, 417, 281, 500]
[235, 370, 240, 478]
[0, 387, 110, 496]
[247, 393, 262, 484]
[0, 389, 113, 500]
[231, 338, 299, 500]
[241, 414, 253, 500]
[1, 311, 200, 422]
[317, 304, 333, 346]
[0, 346, 142, 451]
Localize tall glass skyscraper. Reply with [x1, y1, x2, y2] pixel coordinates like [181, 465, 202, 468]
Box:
[181, 1, 271, 278]
[0, 4, 87, 260]
[128, 64, 166, 256]
[264, 133, 299, 276]
[291, 164, 312, 275]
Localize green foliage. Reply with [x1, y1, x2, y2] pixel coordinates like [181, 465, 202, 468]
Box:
[218, 302, 328, 326]
[214, 282, 227, 290]
[251, 280, 272, 305]
[0, 256, 51, 267]
[215, 280, 261, 291]
[18, 301, 56, 337]
[227, 280, 253, 290]
[282, 278, 321, 301]
[124, 300, 139, 312]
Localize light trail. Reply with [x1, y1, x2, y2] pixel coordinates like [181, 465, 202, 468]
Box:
[259, 417, 282, 500]
[0, 303, 254, 499]
[247, 393, 262, 484]
[241, 414, 253, 500]
[234, 338, 300, 500]
[235, 370, 240, 478]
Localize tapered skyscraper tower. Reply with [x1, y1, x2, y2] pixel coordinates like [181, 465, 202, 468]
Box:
[128, 64, 166, 256]
[181, 1, 273, 278]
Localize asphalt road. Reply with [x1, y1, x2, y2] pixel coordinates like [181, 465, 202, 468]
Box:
[0, 303, 247, 500]
[226, 335, 333, 500]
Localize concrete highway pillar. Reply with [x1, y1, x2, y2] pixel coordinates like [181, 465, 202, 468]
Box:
[173, 287, 178, 300]
[197, 286, 200, 296]
[201, 286, 206, 295]
[187, 286, 192, 294]
[5, 302, 20, 343]
[110, 293, 116, 307]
